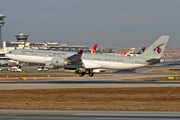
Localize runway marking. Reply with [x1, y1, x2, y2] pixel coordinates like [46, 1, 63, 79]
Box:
[98, 118, 130, 119]
[74, 113, 180, 117]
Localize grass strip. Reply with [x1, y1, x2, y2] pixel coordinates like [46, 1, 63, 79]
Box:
[0, 87, 180, 111]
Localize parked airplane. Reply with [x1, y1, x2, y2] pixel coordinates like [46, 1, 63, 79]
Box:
[90, 44, 98, 53]
[121, 48, 135, 56]
[126, 47, 148, 56]
[5, 35, 169, 77]
[121, 51, 126, 56]
[136, 47, 148, 54]
[125, 48, 135, 55]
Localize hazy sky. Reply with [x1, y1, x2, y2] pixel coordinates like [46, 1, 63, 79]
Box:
[1, 0, 180, 48]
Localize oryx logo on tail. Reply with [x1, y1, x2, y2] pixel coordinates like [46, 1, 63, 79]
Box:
[154, 43, 165, 54]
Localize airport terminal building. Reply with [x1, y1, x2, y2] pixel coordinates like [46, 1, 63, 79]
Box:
[0, 33, 113, 61]
[0, 33, 92, 60]
[0, 13, 114, 64]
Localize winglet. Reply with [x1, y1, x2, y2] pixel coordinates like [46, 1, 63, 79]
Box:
[77, 50, 83, 55]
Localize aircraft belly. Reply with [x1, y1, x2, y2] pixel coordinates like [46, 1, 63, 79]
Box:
[83, 60, 101, 69]
[83, 60, 146, 69]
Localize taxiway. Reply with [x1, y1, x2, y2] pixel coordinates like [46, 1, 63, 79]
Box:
[0, 110, 180, 120]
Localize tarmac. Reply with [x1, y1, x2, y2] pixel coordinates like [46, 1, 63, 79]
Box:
[0, 61, 180, 119]
[0, 110, 180, 120]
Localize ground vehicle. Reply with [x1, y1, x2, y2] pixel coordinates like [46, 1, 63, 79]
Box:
[11, 66, 22, 72]
[38, 66, 44, 71]
[38, 66, 48, 71]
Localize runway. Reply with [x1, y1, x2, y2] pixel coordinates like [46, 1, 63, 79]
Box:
[0, 110, 180, 120]
[1, 79, 180, 89]
[0, 72, 180, 89]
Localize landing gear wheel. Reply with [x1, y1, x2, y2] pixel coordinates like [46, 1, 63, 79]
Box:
[75, 70, 79, 74]
[79, 73, 83, 76]
[82, 72, 86, 76]
[89, 73, 94, 77]
[79, 72, 86, 77]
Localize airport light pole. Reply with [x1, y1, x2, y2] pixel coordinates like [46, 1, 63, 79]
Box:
[0, 14, 5, 48]
[67, 41, 69, 46]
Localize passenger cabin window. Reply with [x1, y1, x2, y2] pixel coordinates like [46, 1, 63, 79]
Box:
[117, 60, 123, 62]
[104, 59, 111, 61]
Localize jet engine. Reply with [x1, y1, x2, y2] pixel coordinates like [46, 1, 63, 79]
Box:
[51, 58, 68, 67]
[45, 61, 59, 69]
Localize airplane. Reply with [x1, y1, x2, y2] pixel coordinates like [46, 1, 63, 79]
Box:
[125, 47, 148, 56]
[121, 48, 135, 56]
[136, 47, 148, 54]
[90, 44, 98, 53]
[5, 35, 170, 77]
[121, 51, 126, 56]
[125, 48, 135, 56]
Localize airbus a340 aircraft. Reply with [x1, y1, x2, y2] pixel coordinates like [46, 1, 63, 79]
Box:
[5, 35, 169, 77]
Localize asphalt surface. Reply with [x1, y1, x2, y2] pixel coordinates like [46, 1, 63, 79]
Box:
[1, 62, 180, 119]
[1, 78, 180, 90]
[0, 110, 180, 120]
[1, 62, 180, 89]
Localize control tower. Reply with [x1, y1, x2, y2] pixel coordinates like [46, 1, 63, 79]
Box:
[15, 33, 29, 42]
[0, 14, 5, 48]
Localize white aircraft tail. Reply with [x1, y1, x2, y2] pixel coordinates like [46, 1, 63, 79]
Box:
[139, 35, 170, 59]
[126, 48, 135, 54]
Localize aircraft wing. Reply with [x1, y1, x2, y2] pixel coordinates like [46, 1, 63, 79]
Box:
[66, 50, 84, 68]
[67, 50, 83, 62]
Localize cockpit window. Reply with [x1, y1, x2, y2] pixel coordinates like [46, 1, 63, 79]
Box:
[8, 51, 11, 53]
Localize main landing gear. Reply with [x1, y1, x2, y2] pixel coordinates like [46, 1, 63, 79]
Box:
[75, 70, 94, 77]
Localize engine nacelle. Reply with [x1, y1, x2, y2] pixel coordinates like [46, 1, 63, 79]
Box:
[51, 58, 68, 67]
[45, 61, 59, 69]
